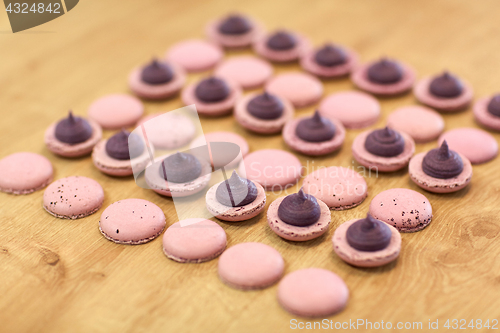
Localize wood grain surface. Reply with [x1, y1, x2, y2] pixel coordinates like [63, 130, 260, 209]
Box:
[1, 1, 500, 332]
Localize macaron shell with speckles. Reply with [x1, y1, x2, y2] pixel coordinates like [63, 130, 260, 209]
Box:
[414, 76, 474, 112]
[473, 97, 500, 131]
[438, 127, 498, 164]
[265, 72, 323, 108]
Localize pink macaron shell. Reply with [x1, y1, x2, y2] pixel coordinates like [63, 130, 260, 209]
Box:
[351, 61, 416, 96]
[409, 152, 472, 193]
[99, 199, 166, 244]
[277, 268, 349, 318]
[43, 176, 104, 219]
[162, 218, 227, 263]
[254, 33, 312, 63]
[206, 180, 266, 222]
[300, 47, 359, 78]
[181, 79, 242, 117]
[438, 127, 498, 164]
[386, 105, 445, 143]
[267, 196, 331, 241]
[473, 97, 500, 131]
[332, 219, 401, 267]
[92, 139, 152, 177]
[166, 39, 223, 72]
[265, 72, 323, 108]
[234, 93, 295, 134]
[88, 94, 144, 130]
[218, 242, 284, 290]
[238, 149, 302, 190]
[144, 154, 211, 197]
[319, 91, 381, 129]
[138, 112, 196, 150]
[0, 152, 53, 195]
[369, 188, 433, 232]
[205, 18, 265, 48]
[128, 63, 186, 100]
[302, 166, 368, 210]
[189, 131, 249, 168]
[44, 119, 102, 158]
[414, 76, 474, 112]
[214, 56, 273, 89]
[352, 130, 415, 172]
[282, 116, 346, 156]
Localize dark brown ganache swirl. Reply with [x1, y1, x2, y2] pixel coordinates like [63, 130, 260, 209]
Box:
[266, 30, 297, 51]
[216, 171, 258, 207]
[218, 14, 252, 35]
[247, 92, 284, 120]
[159, 152, 202, 183]
[314, 44, 347, 67]
[429, 71, 463, 98]
[346, 213, 392, 252]
[55, 111, 93, 144]
[487, 94, 500, 117]
[105, 130, 144, 160]
[422, 140, 463, 179]
[141, 59, 174, 85]
[195, 77, 230, 103]
[367, 58, 403, 84]
[277, 188, 321, 227]
[295, 111, 336, 142]
[364, 127, 405, 157]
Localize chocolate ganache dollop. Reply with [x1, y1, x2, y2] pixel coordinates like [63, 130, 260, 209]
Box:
[346, 213, 392, 252]
[141, 59, 174, 85]
[429, 71, 463, 98]
[195, 77, 230, 103]
[55, 111, 93, 144]
[218, 14, 252, 35]
[247, 92, 284, 120]
[277, 188, 321, 227]
[422, 140, 463, 179]
[364, 127, 405, 157]
[159, 152, 202, 183]
[105, 130, 145, 160]
[314, 44, 347, 67]
[216, 171, 258, 207]
[487, 94, 500, 117]
[367, 58, 403, 84]
[266, 31, 297, 51]
[295, 111, 336, 142]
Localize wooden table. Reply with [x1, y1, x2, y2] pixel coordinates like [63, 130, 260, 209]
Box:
[1, 0, 500, 332]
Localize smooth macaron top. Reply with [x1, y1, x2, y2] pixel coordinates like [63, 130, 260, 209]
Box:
[386, 105, 445, 143]
[438, 127, 498, 164]
[0, 152, 53, 194]
[88, 94, 144, 130]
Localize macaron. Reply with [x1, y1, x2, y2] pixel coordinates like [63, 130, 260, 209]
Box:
[409, 141, 473, 193]
[189, 131, 249, 168]
[234, 92, 294, 134]
[92, 130, 152, 177]
[206, 13, 264, 48]
[0, 152, 53, 195]
[128, 58, 186, 100]
[438, 127, 498, 164]
[302, 166, 368, 210]
[43, 176, 104, 219]
[181, 76, 242, 117]
[267, 189, 331, 241]
[138, 111, 196, 150]
[144, 152, 211, 197]
[369, 188, 432, 232]
[238, 149, 302, 190]
[332, 214, 401, 267]
[99, 199, 166, 245]
[218, 242, 284, 289]
[44, 111, 102, 157]
[300, 43, 358, 78]
[265, 72, 323, 108]
[206, 172, 266, 222]
[88, 94, 144, 130]
[473, 94, 500, 131]
[162, 218, 227, 263]
[386, 105, 445, 143]
[319, 91, 381, 129]
[352, 127, 415, 172]
[254, 30, 311, 63]
[166, 39, 223, 72]
[414, 71, 473, 112]
[283, 110, 346, 156]
[214, 56, 273, 89]
[277, 268, 349, 317]
[351, 58, 416, 96]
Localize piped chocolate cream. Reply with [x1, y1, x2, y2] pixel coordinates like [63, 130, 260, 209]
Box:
[141, 59, 174, 85]
[55, 111, 93, 144]
[487, 94, 500, 117]
[277, 188, 321, 227]
[367, 58, 403, 84]
[195, 77, 230, 103]
[266, 31, 297, 51]
[429, 71, 463, 98]
[247, 92, 284, 120]
[218, 14, 252, 35]
[160, 152, 202, 183]
[314, 44, 347, 67]
[216, 171, 258, 207]
[295, 111, 336, 142]
[364, 127, 405, 157]
[422, 140, 463, 179]
[105, 130, 145, 160]
[346, 213, 392, 252]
